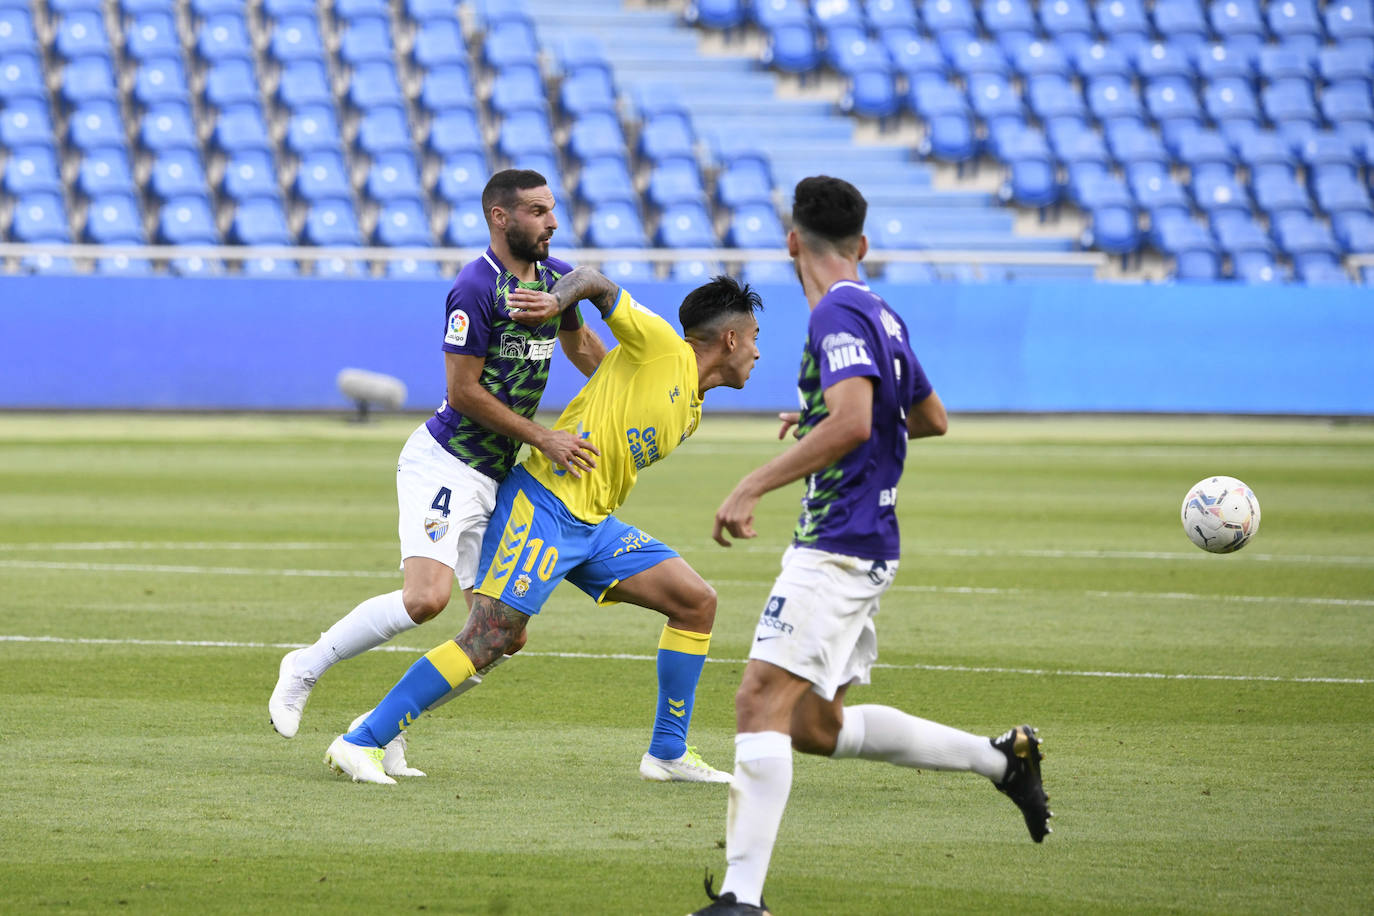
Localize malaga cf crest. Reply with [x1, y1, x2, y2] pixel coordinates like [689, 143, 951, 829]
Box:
[424, 512, 449, 543]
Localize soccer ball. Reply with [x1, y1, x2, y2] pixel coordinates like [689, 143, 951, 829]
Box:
[1180, 476, 1261, 553]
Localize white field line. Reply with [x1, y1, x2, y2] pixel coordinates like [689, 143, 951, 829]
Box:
[0, 634, 1368, 685]
[3, 559, 1371, 608]
[3, 540, 1368, 568]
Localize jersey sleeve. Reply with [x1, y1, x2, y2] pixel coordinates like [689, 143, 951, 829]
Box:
[810, 302, 882, 390]
[602, 288, 679, 362]
[441, 272, 495, 356]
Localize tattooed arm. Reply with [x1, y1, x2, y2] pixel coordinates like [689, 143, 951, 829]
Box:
[507, 266, 621, 323]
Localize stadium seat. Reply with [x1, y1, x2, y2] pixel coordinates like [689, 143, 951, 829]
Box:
[285, 105, 343, 155]
[386, 257, 443, 279]
[1313, 173, 1373, 218]
[197, 13, 252, 61]
[1192, 166, 1253, 220]
[61, 56, 118, 105]
[435, 152, 490, 205]
[270, 16, 326, 62]
[1097, 0, 1151, 43]
[169, 257, 226, 276]
[427, 108, 484, 157]
[264, 0, 319, 15]
[1008, 39, 1069, 79]
[143, 150, 204, 203]
[242, 256, 300, 277]
[294, 151, 352, 201]
[1332, 211, 1374, 253]
[577, 157, 638, 207]
[1208, 0, 1265, 39]
[600, 258, 657, 283]
[4, 146, 61, 196]
[1194, 41, 1255, 82]
[1321, 84, 1374, 127]
[1252, 167, 1313, 216]
[716, 161, 774, 209]
[11, 193, 70, 242]
[646, 159, 707, 209]
[496, 111, 555, 160]
[133, 57, 189, 107]
[68, 102, 124, 150]
[445, 197, 487, 247]
[210, 104, 271, 155]
[639, 113, 695, 164]
[868, 0, 920, 30]
[158, 196, 218, 244]
[482, 21, 539, 71]
[73, 147, 132, 199]
[726, 204, 785, 247]
[1258, 45, 1316, 84]
[221, 150, 278, 202]
[419, 65, 476, 114]
[336, 0, 389, 20]
[22, 254, 78, 275]
[0, 9, 36, 57]
[87, 192, 146, 249]
[1234, 130, 1294, 171]
[1039, 0, 1096, 55]
[1107, 122, 1169, 167]
[1087, 76, 1144, 123]
[192, 0, 249, 16]
[366, 152, 424, 202]
[669, 259, 724, 283]
[348, 61, 405, 111]
[96, 255, 155, 276]
[339, 16, 393, 65]
[967, 74, 1023, 126]
[887, 32, 947, 81]
[490, 65, 548, 118]
[275, 60, 331, 109]
[1084, 203, 1141, 256]
[763, 24, 821, 75]
[656, 202, 715, 248]
[568, 112, 627, 164]
[685, 0, 748, 30]
[413, 20, 467, 69]
[1026, 74, 1086, 121]
[1133, 172, 1191, 223]
[1203, 78, 1260, 127]
[355, 107, 415, 155]
[127, 13, 179, 60]
[1318, 44, 1373, 90]
[55, 11, 110, 59]
[0, 52, 44, 100]
[586, 201, 648, 248]
[303, 198, 362, 246]
[1323, 2, 1374, 41]
[560, 68, 617, 118]
[844, 70, 902, 120]
[1301, 134, 1360, 179]
[752, 0, 812, 29]
[229, 197, 292, 245]
[375, 199, 433, 247]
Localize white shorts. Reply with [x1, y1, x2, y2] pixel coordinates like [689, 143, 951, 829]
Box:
[396, 424, 499, 590]
[748, 545, 899, 701]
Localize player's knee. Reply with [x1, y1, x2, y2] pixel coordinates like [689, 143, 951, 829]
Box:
[790, 710, 842, 756]
[402, 584, 450, 623]
[678, 581, 717, 631]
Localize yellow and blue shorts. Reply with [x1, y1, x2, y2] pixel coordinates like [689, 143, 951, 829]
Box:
[474, 466, 678, 615]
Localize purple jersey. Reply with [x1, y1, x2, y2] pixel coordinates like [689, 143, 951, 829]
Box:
[424, 248, 582, 481]
[791, 281, 932, 561]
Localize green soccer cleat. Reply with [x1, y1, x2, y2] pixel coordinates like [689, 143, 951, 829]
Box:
[324, 735, 396, 785]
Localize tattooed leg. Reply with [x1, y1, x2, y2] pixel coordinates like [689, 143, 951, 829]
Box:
[421, 596, 530, 712]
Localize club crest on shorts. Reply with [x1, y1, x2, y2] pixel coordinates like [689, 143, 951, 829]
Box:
[512, 573, 531, 598]
[423, 511, 449, 543]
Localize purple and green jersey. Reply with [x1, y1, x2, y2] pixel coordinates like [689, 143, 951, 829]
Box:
[791, 281, 932, 561]
[424, 248, 583, 481]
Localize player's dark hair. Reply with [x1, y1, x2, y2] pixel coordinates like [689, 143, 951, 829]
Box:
[792, 175, 867, 246]
[679, 275, 763, 337]
[481, 169, 549, 221]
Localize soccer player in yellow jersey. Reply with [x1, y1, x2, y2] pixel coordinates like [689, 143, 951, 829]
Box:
[326, 268, 763, 785]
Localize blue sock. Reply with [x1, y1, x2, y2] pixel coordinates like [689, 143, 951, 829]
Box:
[343, 641, 477, 748]
[648, 626, 711, 760]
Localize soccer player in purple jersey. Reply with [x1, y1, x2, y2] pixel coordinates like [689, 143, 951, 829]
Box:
[687, 177, 1051, 915]
[269, 170, 605, 775]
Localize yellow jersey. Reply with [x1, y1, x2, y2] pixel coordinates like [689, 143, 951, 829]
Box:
[526, 288, 702, 523]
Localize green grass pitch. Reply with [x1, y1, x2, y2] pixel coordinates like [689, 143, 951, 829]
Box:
[1, 413, 1371, 914]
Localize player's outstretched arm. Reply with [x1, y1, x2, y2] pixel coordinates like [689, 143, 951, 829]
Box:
[508, 266, 619, 321]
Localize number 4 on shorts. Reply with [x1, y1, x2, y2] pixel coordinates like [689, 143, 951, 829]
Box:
[431, 487, 452, 518]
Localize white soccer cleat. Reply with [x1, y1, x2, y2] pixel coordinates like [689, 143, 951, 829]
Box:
[639, 746, 732, 783]
[324, 735, 396, 785]
[268, 648, 316, 738]
[350, 711, 425, 778]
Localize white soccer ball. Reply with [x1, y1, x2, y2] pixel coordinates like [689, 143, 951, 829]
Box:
[1180, 476, 1261, 553]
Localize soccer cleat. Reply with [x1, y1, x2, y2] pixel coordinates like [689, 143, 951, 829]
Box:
[992, 724, 1053, 842]
[687, 871, 771, 915]
[639, 746, 732, 783]
[324, 735, 396, 785]
[268, 648, 316, 738]
[350, 711, 425, 778]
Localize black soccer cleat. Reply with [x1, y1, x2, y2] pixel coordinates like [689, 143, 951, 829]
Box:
[992, 724, 1053, 843]
[686, 871, 772, 915]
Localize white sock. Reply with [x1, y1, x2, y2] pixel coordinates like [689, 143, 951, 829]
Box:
[719, 731, 792, 908]
[831, 704, 1007, 781]
[294, 590, 416, 679]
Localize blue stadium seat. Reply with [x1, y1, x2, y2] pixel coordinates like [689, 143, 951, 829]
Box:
[77, 147, 134, 197]
[968, 74, 1023, 125]
[375, 199, 433, 247]
[716, 161, 774, 209]
[303, 198, 362, 246]
[496, 111, 555, 160]
[55, 11, 109, 59]
[646, 159, 707, 209]
[61, 56, 118, 105]
[1252, 166, 1313, 216]
[312, 256, 365, 278]
[210, 104, 271, 154]
[133, 57, 189, 107]
[412, 18, 466, 69]
[547, 34, 612, 79]
[147, 148, 207, 201]
[285, 104, 342, 155]
[981, 0, 1037, 37]
[1332, 211, 1374, 253]
[221, 150, 278, 201]
[1132, 171, 1191, 222]
[752, 0, 812, 29]
[1087, 76, 1144, 123]
[1154, 217, 1218, 277]
[1203, 77, 1259, 126]
[568, 112, 627, 163]
[867, 0, 919, 30]
[1313, 172, 1373, 217]
[922, 0, 977, 32]
[4, 146, 61, 195]
[1152, 0, 1208, 50]
[586, 201, 648, 248]
[1318, 44, 1373, 90]
[0, 52, 44, 100]
[242, 256, 300, 277]
[1008, 39, 1069, 78]
[639, 113, 695, 163]
[366, 152, 424, 202]
[68, 102, 123, 150]
[270, 17, 326, 63]
[1301, 133, 1360, 178]
[1321, 84, 1374, 127]
[1215, 214, 1275, 260]
[444, 197, 487, 246]
[84, 193, 143, 243]
[11, 193, 70, 242]
[275, 59, 330, 109]
[1073, 172, 1133, 210]
[1039, 0, 1095, 54]
[1267, 0, 1323, 43]
[1134, 41, 1193, 82]
[576, 157, 637, 207]
[1106, 121, 1169, 167]
[1262, 81, 1319, 133]
[264, 0, 319, 15]
[21, 253, 78, 274]
[96, 255, 155, 276]
[1192, 166, 1253, 220]
[387, 257, 443, 279]
[1084, 203, 1141, 256]
[726, 204, 785, 247]
[0, 9, 36, 56]
[669, 259, 724, 283]
[348, 61, 405, 111]
[656, 202, 715, 247]
[167, 257, 225, 276]
[294, 150, 351, 201]
[560, 68, 616, 118]
[1026, 74, 1086, 121]
[763, 24, 821, 74]
[427, 107, 484, 156]
[1170, 130, 1232, 171]
[357, 106, 415, 156]
[419, 65, 475, 114]
[490, 65, 548, 118]
[1258, 46, 1316, 84]
[830, 32, 894, 78]
[949, 39, 1008, 78]
[1272, 211, 1340, 262]
[600, 258, 657, 283]
[435, 151, 490, 205]
[1096, 0, 1151, 44]
[1323, 2, 1374, 41]
[1208, 0, 1265, 38]
[336, 0, 389, 20]
[127, 13, 179, 60]
[158, 196, 218, 244]
[482, 20, 539, 71]
[998, 128, 1060, 208]
[339, 16, 393, 65]
[886, 31, 947, 81]
[192, 0, 249, 16]
[1072, 41, 1133, 81]
[197, 13, 252, 61]
[685, 0, 748, 30]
